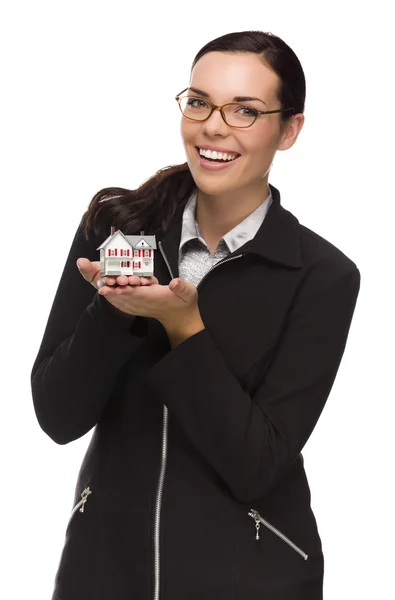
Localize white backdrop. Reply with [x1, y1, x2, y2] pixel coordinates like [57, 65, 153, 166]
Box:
[1, 1, 393, 598]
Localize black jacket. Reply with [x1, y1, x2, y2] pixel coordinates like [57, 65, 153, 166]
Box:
[31, 183, 361, 600]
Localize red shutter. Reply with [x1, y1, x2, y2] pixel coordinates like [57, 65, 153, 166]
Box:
[139, 261, 141, 268]
[127, 249, 130, 256]
[115, 248, 117, 256]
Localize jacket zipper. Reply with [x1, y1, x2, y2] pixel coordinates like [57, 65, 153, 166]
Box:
[151, 242, 244, 600]
[70, 487, 92, 517]
[153, 405, 169, 600]
[248, 509, 308, 560]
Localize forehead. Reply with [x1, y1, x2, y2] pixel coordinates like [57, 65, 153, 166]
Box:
[190, 51, 279, 103]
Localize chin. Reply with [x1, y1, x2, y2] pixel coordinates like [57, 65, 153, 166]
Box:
[191, 175, 239, 196]
[185, 149, 246, 196]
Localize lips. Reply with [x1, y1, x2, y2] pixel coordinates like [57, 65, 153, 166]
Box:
[195, 146, 241, 158]
[194, 146, 242, 171]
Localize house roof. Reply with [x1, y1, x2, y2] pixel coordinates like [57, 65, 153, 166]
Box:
[97, 230, 157, 250]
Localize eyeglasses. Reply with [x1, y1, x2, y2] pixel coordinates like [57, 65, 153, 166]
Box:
[175, 87, 295, 128]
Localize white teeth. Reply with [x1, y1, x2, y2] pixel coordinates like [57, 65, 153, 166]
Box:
[198, 148, 238, 161]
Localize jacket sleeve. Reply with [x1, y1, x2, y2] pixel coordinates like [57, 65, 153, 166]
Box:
[31, 219, 148, 445]
[145, 262, 361, 503]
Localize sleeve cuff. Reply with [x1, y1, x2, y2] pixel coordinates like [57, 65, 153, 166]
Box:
[91, 292, 148, 337]
[145, 327, 220, 392]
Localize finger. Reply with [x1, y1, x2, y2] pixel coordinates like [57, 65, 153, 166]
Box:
[99, 281, 133, 294]
[128, 275, 142, 286]
[98, 283, 123, 294]
[103, 276, 117, 286]
[141, 275, 159, 285]
[77, 258, 118, 289]
[76, 258, 93, 283]
[116, 275, 129, 286]
[98, 278, 117, 290]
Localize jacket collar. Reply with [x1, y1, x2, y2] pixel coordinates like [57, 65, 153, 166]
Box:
[158, 183, 303, 279]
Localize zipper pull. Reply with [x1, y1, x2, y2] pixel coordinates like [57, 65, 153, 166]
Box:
[79, 487, 92, 513]
[248, 509, 261, 540]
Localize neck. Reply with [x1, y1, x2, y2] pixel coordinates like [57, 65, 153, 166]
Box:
[195, 179, 270, 241]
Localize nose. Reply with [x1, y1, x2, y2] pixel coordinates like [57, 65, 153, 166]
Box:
[201, 107, 230, 136]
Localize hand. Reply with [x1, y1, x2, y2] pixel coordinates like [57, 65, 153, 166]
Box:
[76, 258, 159, 316]
[78, 256, 199, 321]
[97, 276, 200, 329]
[77, 259, 205, 345]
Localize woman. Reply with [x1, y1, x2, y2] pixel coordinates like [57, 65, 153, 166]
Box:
[31, 30, 360, 600]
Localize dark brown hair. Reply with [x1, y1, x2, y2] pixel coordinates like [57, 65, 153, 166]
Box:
[81, 30, 306, 243]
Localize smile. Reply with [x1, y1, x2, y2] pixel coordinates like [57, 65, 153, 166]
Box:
[194, 146, 242, 171]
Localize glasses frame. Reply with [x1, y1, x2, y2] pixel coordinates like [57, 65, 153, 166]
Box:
[175, 87, 295, 128]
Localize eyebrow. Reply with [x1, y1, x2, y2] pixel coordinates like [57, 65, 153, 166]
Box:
[188, 86, 267, 106]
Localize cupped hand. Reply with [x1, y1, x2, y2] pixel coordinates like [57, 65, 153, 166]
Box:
[76, 258, 200, 328]
[76, 258, 159, 316]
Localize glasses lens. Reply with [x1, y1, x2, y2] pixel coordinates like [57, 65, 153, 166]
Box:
[179, 97, 211, 120]
[223, 104, 257, 127]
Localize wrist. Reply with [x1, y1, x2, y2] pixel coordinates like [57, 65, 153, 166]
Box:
[104, 299, 136, 321]
[163, 314, 205, 349]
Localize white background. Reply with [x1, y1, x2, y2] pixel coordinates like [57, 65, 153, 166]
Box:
[1, 1, 393, 598]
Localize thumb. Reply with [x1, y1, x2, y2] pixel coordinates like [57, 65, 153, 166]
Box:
[169, 278, 182, 291]
[76, 258, 95, 284]
[169, 278, 195, 302]
[169, 278, 188, 296]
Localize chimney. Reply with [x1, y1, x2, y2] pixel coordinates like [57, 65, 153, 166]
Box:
[111, 226, 115, 236]
[140, 230, 144, 236]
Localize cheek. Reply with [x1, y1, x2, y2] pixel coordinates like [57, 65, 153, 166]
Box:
[242, 130, 268, 155]
[180, 119, 196, 144]
[243, 132, 277, 165]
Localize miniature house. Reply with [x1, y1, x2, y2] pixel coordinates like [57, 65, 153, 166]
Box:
[97, 227, 157, 277]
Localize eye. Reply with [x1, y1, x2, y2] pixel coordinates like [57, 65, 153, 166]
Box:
[186, 97, 209, 109]
[235, 105, 258, 117]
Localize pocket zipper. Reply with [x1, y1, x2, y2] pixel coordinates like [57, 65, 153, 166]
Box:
[248, 509, 308, 560]
[70, 487, 92, 517]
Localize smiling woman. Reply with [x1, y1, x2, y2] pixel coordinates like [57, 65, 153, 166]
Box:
[78, 31, 306, 243]
[30, 30, 360, 600]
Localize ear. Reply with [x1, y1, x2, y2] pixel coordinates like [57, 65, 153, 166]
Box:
[277, 114, 305, 152]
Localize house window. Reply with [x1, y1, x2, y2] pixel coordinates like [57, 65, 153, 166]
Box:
[133, 261, 139, 268]
[144, 250, 149, 257]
